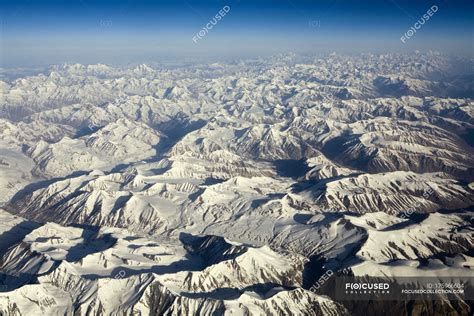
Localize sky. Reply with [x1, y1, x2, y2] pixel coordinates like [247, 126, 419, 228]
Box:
[0, 0, 473, 66]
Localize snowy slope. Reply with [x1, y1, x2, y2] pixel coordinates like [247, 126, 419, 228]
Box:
[0, 53, 473, 315]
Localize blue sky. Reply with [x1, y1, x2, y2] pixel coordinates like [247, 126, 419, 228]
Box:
[0, 0, 473, 66]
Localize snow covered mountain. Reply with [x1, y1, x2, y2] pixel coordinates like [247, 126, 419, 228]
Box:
[0, 53, 473, 315]
[27, 118, 164, 177]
